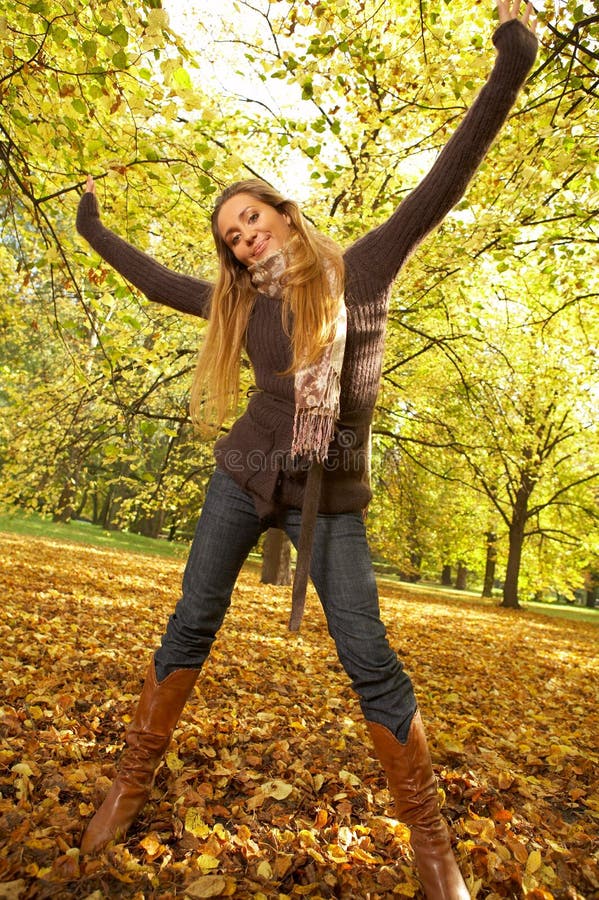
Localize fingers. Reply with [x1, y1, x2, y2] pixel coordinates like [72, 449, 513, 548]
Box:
[496, 0, 510, 23]
[522, 1, 537, 31]
[85, 174, 96, 194]
[496, 0, 536, 30]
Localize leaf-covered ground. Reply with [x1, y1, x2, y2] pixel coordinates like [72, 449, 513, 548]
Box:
[0, 533, 597, 900]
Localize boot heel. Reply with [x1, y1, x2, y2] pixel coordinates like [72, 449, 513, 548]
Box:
[367, 711, 470, 900]
[81, 661, 199, 854]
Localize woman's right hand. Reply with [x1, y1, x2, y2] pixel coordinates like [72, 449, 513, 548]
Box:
[497, 0, 536, 32]
[77, 174, 101, 233]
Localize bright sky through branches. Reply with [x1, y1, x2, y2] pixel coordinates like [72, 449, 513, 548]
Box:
[161, 0, 313, 192]
[162, 0, 296, 108]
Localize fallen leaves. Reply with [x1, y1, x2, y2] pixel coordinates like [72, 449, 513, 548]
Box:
[0, 532, 598, 898]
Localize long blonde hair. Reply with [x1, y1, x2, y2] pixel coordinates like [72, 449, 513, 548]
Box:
[190, 179, 345, 430]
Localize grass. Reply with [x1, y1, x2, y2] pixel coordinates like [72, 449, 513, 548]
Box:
[1, 507, 596, 625]
[386, 576, 599, 625]
[0, 507, 190, 559]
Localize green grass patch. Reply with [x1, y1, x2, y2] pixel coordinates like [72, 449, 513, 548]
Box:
[2, 508, 596, 625]
[0, 508, 190, 559]
[521, 599, 599, 625]
[377, 573, 598, 625]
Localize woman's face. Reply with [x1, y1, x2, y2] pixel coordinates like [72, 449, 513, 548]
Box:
[216, 192, 292, 268]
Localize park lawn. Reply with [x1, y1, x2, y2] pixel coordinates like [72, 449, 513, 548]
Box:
[0, 509, 190, 560]
[2, 508, 595, 626]
[0, 532, 597, 899]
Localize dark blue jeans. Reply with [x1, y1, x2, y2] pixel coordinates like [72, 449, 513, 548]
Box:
[154, 469, 416, 740]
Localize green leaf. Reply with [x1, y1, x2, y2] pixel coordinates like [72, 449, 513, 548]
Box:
[172, 67, 191, 90]
[112, 49, 128, 69]
[111, 24, 129, 47]
[82, 40, 97, 59]
[301, 80, 313, 100]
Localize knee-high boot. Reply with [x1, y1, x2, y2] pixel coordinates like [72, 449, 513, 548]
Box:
[81, 660, 199, 855]
[367, 710, 470, 900]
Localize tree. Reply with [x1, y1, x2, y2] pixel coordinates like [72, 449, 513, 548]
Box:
[388, 298, 598, 607]
[261, 529, 292, 586]
[1, 0, 597, 605]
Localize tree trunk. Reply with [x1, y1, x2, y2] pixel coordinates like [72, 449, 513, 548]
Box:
[482, 532, 497, 598]
[52, 477, 77, 523]
[441, 564, 452, 586]
[456, 562, 467, 591]
[133, 508, 166, 539]
[99, 485, 116, 529]
[408, 550, 422, 582]
[501, 496, 528, 609]
[261, 528, 292, 585]
[586, 572, 598, 608]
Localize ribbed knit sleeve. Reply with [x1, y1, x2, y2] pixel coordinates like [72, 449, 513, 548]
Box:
[344, 19, 538, 299]
[76, 191, 213, 319]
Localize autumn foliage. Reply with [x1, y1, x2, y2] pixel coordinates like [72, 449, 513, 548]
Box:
[0, 533, 597, 898]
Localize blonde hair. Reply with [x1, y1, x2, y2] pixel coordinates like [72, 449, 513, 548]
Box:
[190, 179, 345, 430]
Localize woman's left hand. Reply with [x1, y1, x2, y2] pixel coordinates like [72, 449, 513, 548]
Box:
[497, 0, 536, 32]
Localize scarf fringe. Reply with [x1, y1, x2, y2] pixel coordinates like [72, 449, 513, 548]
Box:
[292, 369, 340, 463]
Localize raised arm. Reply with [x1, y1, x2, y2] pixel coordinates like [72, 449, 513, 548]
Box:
[344, 3, 538, 297]
[76, 176, 213, 319]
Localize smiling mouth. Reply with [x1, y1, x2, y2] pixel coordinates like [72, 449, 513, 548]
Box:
[252, 238, 269, 259]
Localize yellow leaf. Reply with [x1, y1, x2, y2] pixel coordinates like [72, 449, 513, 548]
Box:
[393, 882, 419, 898]
[165, 751, 183, 772]
[327, 844, 348, 861]
[11, 763, 34, 777]
[256, 860, 273, 880]
[526, 848, 542, 874]
[438, 733, 465, 754]
[351, 846, 379, 863]
[298, 829, 317, 847]
[139, 832, 165, 859]
[185, 808, 210, 838]
[313, 774, 325, 793]
[197, 853, 220, 872]
[262, 779, 293, 800]
[147, 8, 170, 31]
[464, 817, 495, 842]
[497, 771, 515, 790]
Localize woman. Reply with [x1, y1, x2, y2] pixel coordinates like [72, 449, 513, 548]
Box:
[76, 4, 537, 897]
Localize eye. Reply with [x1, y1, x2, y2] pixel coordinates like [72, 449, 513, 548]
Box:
[230, 234, 240, 247]
[248, 211, 259, 224]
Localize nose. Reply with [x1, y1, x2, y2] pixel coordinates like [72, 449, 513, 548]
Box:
[241, 224, 257, 245]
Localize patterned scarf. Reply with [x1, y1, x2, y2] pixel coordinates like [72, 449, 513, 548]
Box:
[249, 248, 346, 463]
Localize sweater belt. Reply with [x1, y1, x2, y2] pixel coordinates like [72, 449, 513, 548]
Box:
[247, 392, 371, 633]
[288, 460, 322, 632]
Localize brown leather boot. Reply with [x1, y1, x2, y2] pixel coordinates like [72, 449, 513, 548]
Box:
[81, 660, 199, 854]
[367, 711, 470, 900]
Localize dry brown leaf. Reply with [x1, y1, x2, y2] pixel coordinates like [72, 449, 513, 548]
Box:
[185, 875, 227, 898]
[1, 533, 597, 899]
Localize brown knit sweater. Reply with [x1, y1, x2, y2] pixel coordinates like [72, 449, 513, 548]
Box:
[76, 20, 537, 521]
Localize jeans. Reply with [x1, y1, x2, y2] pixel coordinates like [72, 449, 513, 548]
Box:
[154, 469, 416, 740]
